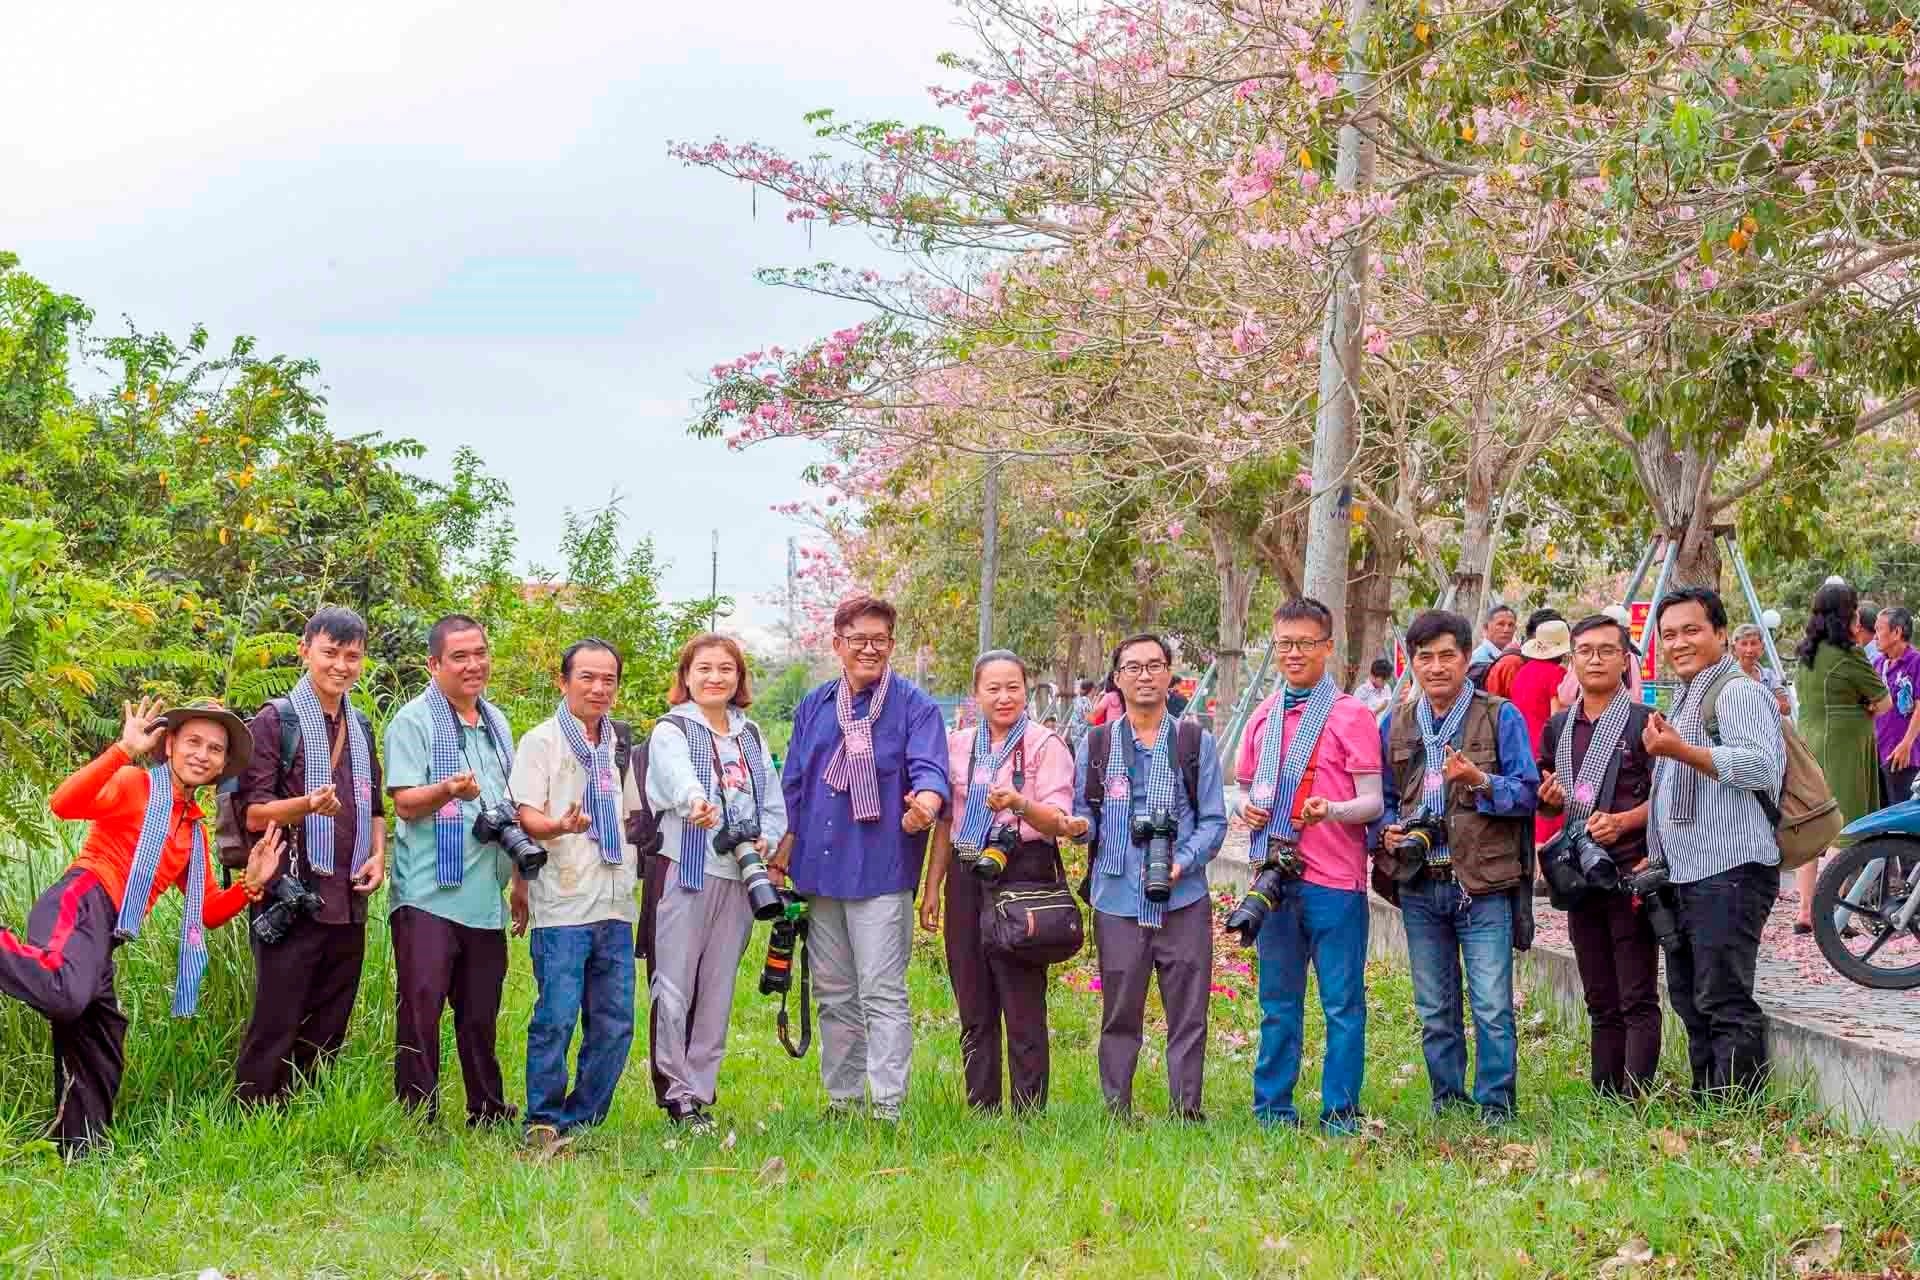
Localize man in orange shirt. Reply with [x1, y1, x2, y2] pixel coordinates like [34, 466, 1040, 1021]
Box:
[0, 697, 282, 1155]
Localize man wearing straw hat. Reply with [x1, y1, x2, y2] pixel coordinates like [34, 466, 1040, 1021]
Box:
[0, 697, 283, 1155]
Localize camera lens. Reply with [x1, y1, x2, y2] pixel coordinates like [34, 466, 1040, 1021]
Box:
[734, 845, 786, 921]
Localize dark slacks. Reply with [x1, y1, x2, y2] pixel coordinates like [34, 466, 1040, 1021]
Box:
[0, 868, 126, 1155]
[1565, 889, 1662, 1096]
[1094, 898, 1212, 1117]
[1668, 860, 1778, 1097]
[235, 915, 367, 1104]
[639, 851, 672, 1108]
[944, 844, 1055, 1112]
[1881, 763, 1918, 809]
[391, 906, 511, 1123]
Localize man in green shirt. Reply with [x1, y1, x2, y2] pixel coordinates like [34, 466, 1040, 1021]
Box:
[385, 614, 519, 1126]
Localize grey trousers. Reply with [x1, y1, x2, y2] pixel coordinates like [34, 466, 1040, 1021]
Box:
[649, 874, 755, 1108]
[807, 891, 915, 1106]
[1094, 900, 1213, 1116]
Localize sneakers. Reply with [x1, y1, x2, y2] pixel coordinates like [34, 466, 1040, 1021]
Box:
[667, 1102, 717, 1134]
[522, 1123, 573, 1160]
[870, 1100, 902, 1125]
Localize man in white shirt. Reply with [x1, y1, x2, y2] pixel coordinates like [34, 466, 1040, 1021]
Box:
[509, 638, 644, 1154]
[1352, 658, 1394, 718]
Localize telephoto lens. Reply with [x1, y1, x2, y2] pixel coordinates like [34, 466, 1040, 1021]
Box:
[1627, 861, 1683, 955]
[1141, 807, 1176, 902]
[714, 815, 783, 920]
[1399, 806, 1448, 865]
[759, 891, 808, 995]
[471, 802, 547, 881]
[973, 823, 1021, 881]
[1568, 819, 1619, 890]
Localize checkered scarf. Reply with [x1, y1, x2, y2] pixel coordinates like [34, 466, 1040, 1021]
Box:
[1414, 691, 1475, 824]
[1662, 655, 1739, 824]
[114, 766, 210, 1017]
[424, 683, 515, 886]
[1247, 676, 1338, 865]
[289, 674, 372, 876]
[1099, 717, 1178, 929]
[1554, 688, 1635, 826]
[675, 713, 769, 892]
[954, 715, 1029, 854]
[556, 702, 623, 864]
[823, 669, 892, 821]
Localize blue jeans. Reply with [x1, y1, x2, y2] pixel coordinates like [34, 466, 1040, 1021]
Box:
[1254, 881, 1368, 1130]
[526, 920, 637, 1134]
[1399, 878, 1516, 1116]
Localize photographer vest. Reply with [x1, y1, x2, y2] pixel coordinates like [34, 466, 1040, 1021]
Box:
[1385, 690, 1529, 895]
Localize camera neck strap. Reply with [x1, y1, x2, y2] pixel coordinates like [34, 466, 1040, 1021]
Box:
[777, 923, 812, 1059]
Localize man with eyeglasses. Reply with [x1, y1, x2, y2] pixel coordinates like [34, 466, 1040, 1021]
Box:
[773, 595, 949, 1122]
[1068, 633, 1228, 1120]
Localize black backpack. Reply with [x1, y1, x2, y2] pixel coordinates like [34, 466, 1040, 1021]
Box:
[1077, 718, 1203, 902]
[620, 717, 767, 861]
[213, 695, 376, 870]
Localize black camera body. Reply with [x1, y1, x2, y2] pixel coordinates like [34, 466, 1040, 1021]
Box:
[252, 874, 324, 945]
[1134, 807, 1177, 902]
[1223, 840, 1305, 946]
[1626, 860, 1683, 955]
[1399, 806, 1450, 872]
[973, 822, 1022, 881]
[712, 814, 761, 858]
[759, 891, 809, 995]
[472, 801, 547, 880]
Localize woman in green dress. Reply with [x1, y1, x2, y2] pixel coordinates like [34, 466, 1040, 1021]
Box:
[1792, 582, 1891, 931]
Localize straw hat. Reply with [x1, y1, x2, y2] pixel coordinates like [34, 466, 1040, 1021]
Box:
[159, 699, 253, 781]
[1520, 619, 1572, 661]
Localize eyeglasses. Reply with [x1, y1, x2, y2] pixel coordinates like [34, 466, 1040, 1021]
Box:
[837, 633, 894, 653]
[1272, 638, 1328, 654]
[1573, 645, 1624, 661]
[1117, 660, 1170, 679]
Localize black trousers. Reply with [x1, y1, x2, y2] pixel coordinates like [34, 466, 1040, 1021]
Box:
[391, 906, 511, 1123]
[0, 868, 126, 1155]
[1667, 861, 1778, 1097]
[1566, 890, 1661, 1096]
[1881, 764, 1918, 810]
[943, 843, 1056, 1112]
[234, 914, 366, 1104]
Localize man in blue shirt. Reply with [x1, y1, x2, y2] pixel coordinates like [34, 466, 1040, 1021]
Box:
[774, 596, 949, 1122]
[1071, 633, 1228, 1120]
[1376, 609, 1539, 1122]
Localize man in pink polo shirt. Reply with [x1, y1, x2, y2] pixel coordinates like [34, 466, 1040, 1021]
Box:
[1234, 597, 1384, 1133]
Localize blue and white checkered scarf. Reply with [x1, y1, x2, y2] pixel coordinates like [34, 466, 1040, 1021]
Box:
[1247, 675, 1338, 865]
[114, 766, 210, 1017]
[424, 683, 515, 886]
[289, 674, 372, 876]
[675, 712, 770, 892]
[556, 701, 623, 864]
[1098, 717, 1178, 929]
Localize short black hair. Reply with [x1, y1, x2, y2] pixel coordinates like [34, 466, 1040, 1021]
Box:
[1077, 678, 1096, 694]
[1406, 610, 1472, 654]
[428, 614, 485, 659]
[1858, 603, 1880, 633]
[1654, 585, 1728, 630]
[1523, 608, 1563, 639]
[1486, 604, 1516, 622]
[560, 637, 623, 680]
[303, 606, 367, 649]
[1370, 658, 1393, 679]
[1273, 596, 1334, 640]
[1568, 613, 1631, 651]
[1881, 607, 1914, 642]
[1113, 633, 1173, 667]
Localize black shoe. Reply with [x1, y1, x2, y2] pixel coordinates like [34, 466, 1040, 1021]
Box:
[667, 1101, 716, 1133]
[467, 1105, 520, 1130]
[1793, 921, 1814, 935]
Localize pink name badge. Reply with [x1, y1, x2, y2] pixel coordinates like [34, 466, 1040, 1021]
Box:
[437, 800, 461, 819]
[597, 768, 616, 789]
[1251, 784, 1275, 807]
[187, 926, 204, 947]
[1106, 776, 1129, 801]
[1574, 781, 1598, 806]
[1424, 769, 1444, 795]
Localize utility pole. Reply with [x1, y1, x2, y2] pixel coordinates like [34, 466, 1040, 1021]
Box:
[710, 529, 719, 631]
[977, 456, 1000, 653]
[1299, 0, 1377, 673]
[785, 537, 798, 658]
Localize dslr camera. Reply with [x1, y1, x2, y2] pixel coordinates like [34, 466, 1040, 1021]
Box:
[714, 814, 784, 921]
[1542, 816, 1620, 901]
[472, 801, 547, 881]
[973, 822, 1022, 882]
[1134, 808, 1178, 902]
[252, 873, 324, 945]
[1625, 859, 1683, 955]
[759, 890, 809, 996]
[1397, 806, 1450, 874]
[1223, 838, 1305, 946]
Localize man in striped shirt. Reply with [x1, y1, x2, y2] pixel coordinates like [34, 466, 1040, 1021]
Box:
[1643, 586, 1787, 1097]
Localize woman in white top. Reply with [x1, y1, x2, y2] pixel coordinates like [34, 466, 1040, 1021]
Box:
[644, 633, 788, 1131]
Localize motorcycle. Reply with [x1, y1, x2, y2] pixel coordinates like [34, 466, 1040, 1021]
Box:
[1811, 776, 1920, 990]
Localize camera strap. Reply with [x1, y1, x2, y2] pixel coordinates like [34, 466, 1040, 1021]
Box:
[777, 926, 812, 1058]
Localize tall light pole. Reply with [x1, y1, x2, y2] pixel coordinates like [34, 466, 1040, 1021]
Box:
[977, 456, 1000, 654]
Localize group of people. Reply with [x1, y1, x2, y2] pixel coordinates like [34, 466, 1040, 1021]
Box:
[0, 580, 1826, 1157]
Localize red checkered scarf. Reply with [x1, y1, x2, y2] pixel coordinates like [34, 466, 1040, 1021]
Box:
[823, 669, 893, 821]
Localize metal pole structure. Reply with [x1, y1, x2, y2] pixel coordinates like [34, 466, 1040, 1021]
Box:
[710, 529, 719, 631]
[1299, 0, 1377, 671]
[1619, 535, 1663, 609]
[977, 457, 1000, 654]
[1722, 532, 1787, 684]
[1643, 538, 1680, 642]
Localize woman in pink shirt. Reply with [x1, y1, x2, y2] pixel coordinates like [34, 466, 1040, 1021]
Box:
[919, 650, 1079, 1112]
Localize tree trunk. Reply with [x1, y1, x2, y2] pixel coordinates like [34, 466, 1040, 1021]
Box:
[1207, 515, 1259, 726]
[1448, 390, 1502, 619]
[1299, 0, 1377, 674]
[1346, 525, 1400, 687]
[1631, 423, 1721, 590]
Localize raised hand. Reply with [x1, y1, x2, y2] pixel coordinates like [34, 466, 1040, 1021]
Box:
[446, 770, 481, 802]
[1298, 796, 1331, 828]
[1440, 745, 1486, 790]
[559, 802, 592, 835]
[244, 822, 287, 898]
[1641, 712, 1685, 760]
[306, 784, 342, 817]
[1537, 770, 1567, 810]
[118, 696, 168, 760]
[687, 798, 722, 830]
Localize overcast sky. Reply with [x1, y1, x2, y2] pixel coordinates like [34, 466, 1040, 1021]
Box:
[3, 0, 966, 635]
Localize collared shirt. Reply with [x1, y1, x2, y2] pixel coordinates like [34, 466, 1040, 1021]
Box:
[945, 723, 1076, 846]
[1374, 699, 1540, 850]
[1648, 670, 1785, 884]
[1071, 721, 1229, 921]
[52, 745, 251, 927]
[508, 716, 642, 927]
[1351, 679, 1393, 718]
[1470, 638, 1506, 668]
[781, 673, 951, 900]
[1235, 691, 1382, 892]
[239, 699, 386, 926]
[1872, 646, 1920, 765]
[384, 690, 514, 930]
[1537, 702, 1654, 867]
[648, 703, 790, 883]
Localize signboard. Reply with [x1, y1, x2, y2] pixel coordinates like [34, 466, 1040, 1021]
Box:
[1628, 601, 1658, 681]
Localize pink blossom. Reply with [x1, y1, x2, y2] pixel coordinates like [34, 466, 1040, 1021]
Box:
[1167, 520, 1185, 540]
[1674, 268, 1693, 290]
[1364, 326, 1389, 357]
[1699, 267, 1720, 289]
[1294, 469, 1313, 492]
[1796, 171, 1818, 195]
[1792, 357, 1814, 378]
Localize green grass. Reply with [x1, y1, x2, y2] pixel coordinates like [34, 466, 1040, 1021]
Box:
[4, 854, 1919, 1277]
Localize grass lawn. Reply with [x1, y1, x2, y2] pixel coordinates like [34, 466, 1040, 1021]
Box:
[4, 899, 1918, 1278]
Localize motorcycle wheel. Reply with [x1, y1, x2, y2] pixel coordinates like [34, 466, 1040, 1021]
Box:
[1811, 838, 1920, 990]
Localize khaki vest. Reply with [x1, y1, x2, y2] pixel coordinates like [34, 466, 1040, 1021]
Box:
[1386, 691, 1530, 894]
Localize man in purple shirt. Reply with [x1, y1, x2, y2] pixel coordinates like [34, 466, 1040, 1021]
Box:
[773, 595, 949, 1121]
[1872, 607, 1920, 807]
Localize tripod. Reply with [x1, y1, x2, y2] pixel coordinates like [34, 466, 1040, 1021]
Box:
[1619, 525, 1787, 686]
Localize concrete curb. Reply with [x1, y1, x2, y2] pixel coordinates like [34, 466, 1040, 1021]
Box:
[1362, 893, 1920, 1135]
